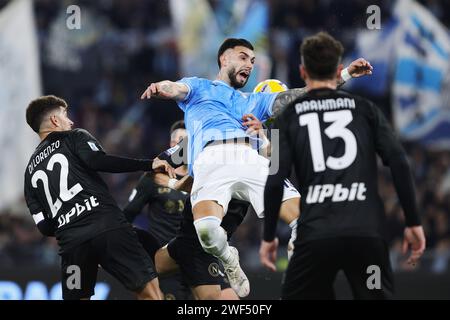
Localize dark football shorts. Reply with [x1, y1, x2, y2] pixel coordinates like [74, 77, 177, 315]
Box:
[134, 227, 193, 299]
[167, 236, 231, 289]
[158, 272, 192, 300]
[282, 236, 394, 300]
[61, 226, 157, 300]
[135, 227, 230, 298]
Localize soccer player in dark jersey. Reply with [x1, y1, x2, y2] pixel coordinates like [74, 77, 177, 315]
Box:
[23, 95, 174, 300]
[124, 121, 189, 250]
[260, 32, 426, 300]
[153, 117, 301, 299]
[124, 121, 207, 299]
[127, 120, 241, 299]
[154, 194, 249, 300]
[141, 38, 374, 298]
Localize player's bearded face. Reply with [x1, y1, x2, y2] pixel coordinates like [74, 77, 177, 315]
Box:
[228, 64, 253, 89]
[228, 67, 248, 89]
[226, 47, 254, 89]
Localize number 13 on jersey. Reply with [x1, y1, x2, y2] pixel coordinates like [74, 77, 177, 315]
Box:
[300, 110, 357, 172]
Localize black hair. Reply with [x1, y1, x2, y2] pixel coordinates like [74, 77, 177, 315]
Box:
[26, 95, 68, 133]
[300, 32, 344, 80]
[217, 38, 254, 68]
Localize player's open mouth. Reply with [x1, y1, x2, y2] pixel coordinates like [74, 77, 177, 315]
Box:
[239, 71, 250, 81]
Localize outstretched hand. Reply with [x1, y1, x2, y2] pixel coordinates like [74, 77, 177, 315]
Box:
[141, 82, 170, 99]
[140, 80, 188, 101]
[152, 158, 176, 179]
[347, 58, 373, 78]
[259, 238, 279, 272]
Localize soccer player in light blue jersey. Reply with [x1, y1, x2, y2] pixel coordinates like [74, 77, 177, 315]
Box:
[141, 38, 373, 297]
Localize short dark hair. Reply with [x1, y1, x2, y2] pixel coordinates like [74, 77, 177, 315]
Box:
[300, 32, 344, 80]
[217, 38, 254, 68]
[170, 120, 185, 134]
[26, 95, 68, 133]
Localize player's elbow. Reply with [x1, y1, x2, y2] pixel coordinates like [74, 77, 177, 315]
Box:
[83, 152, 105, 171]
[388, 154, 411, 172]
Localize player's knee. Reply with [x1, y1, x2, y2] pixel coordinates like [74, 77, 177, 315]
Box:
[193, 216, 224, 253]
[220, 288, 240, 300]
[154, 249, 165, 274]
[136, 278, 163, 300]
[195, 286, 221, 300]
[202, 290, 221, 300]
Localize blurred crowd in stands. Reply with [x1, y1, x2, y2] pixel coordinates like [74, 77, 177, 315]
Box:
[0, 0, 449, 272]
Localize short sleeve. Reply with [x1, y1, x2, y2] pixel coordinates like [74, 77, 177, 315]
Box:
[246, 92, 278, 122]
[176, 77, 203, 111]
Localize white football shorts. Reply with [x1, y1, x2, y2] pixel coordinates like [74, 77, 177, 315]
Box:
[190, 143, 300, 218]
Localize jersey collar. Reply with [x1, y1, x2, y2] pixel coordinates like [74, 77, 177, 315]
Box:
[213, 80, 233, 88]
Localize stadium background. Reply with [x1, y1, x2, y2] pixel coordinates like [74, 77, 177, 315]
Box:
[0, 0, 449, 299]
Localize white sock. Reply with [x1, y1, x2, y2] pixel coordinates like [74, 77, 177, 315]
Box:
[194, 216, 233, 264]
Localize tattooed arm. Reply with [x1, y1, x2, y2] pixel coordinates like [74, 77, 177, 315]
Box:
[140, 80, 189, 101]
[271, 58, 373, 116]
[271, 87, 308, 117]
[337, 78, 346, 88]
[271, 80, 345, 116]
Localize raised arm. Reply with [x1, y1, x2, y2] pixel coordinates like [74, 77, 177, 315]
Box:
[72, 129, 176, 177]
[140, 80, 189, 101]
[271, 58, 373, 117]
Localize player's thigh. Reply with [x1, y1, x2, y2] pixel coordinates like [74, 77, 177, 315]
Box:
[155, 244, 180, 275]
[60, 241, 98, 300]
[282, 239, 340, 300]
[167, 237, 227, 294]
[279, 197, 300, 224]
[220, 288, 239, 300]
[95, 226, 157, 294]
[242, 155, 271, 217]
[133, 227, 162, 263]
[191, 160, 232, 217]
[158, 272, 193, 300]
[191, 148, 233, 215]
[192, 200, 225, 220]
[279, 180, 301, 222]
[191, 284, 221, 300]
[136, 278, 163, 300]
[342, 237, 394, 300]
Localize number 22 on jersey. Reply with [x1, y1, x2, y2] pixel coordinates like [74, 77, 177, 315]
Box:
[31, 153, 83, 218]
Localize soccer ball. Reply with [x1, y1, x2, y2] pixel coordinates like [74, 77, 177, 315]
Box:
[253, 79, 288, 93]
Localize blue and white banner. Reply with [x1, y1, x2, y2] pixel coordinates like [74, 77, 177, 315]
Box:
[392, 0, 450, 148]
[0, 0, 41, 210]
[346, 0, 450, 148]
[169, 0, 270, 91]
[347, 17, 399, 97]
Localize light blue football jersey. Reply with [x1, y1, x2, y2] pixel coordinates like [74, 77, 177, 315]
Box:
[176, 77, 278, 176]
